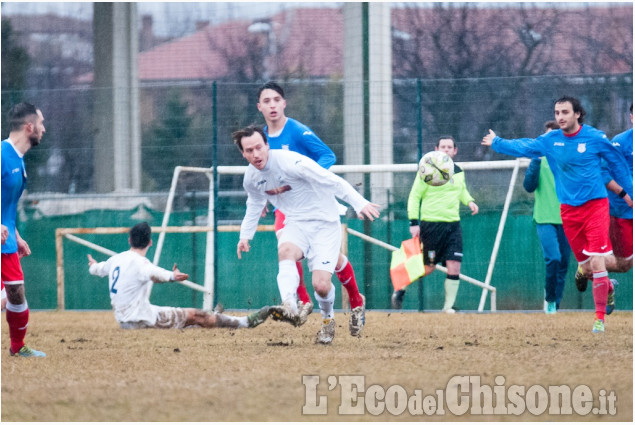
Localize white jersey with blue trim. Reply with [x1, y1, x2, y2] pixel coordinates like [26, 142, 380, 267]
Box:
[240, 150, 368, 241]
[89, 250, 174, 324]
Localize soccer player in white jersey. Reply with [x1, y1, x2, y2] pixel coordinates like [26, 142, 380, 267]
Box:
[256, 81, 367, 337]
[233, 125, 380, 344]
[88, 222, 275, 329]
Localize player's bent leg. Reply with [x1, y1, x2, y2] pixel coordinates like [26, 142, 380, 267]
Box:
[335, 254, 363, 309]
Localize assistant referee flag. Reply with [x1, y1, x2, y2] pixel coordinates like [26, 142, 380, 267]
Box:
[390, 237, 424, 291]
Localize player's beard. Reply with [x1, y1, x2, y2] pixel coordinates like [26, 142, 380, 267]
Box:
[29, 132, 41, 147]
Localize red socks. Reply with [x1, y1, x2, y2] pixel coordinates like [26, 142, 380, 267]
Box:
[6, 302, 29, 353]
[592, 271, 611, 321]
[336, 257, 363, 309]
[296, 257, 364, 310]
[295, 262, 311, 304]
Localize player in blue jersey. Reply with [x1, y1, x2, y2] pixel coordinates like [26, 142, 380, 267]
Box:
[482, 96, 633, 333]
[256, 81, 366, 337]
[1, 102, 47, 357]
[575, 103, 634, 292]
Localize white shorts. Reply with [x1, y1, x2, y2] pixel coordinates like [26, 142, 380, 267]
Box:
[278, 220, 341, 273]
[119, 305, 188, 329]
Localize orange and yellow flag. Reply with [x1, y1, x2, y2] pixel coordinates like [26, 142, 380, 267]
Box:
[390, 237, 425, 291]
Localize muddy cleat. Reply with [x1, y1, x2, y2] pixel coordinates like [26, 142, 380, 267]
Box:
[592, 319, 605, 333]
[606, 279, 618, 315]
[349, 294, 366, 337]
[574, 266, 588, 292]
[9, 345, 46, 358]
[247, 306, 274, 328]
[297, 300, 314, 326]
[270, 302, 301, 327]
[315, 318, 336, 344]
[391, 289, 405, 309]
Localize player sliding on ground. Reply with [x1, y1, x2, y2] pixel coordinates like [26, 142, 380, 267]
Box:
[87, 222, 277, 330]
[233, 125, 380, 344]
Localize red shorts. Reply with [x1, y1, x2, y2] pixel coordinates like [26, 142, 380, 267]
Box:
[1, 252, 24, 285]
[274, 209, 286, 233]
[609, 216, 633, 259]
[560, 198, 612, 263]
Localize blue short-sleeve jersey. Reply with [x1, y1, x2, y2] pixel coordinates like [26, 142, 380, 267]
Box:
[1, 140, 27, 254]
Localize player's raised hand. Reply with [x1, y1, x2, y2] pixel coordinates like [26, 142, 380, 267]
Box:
[87, 254, 97, 267]
[358, 203, 381, 221]
[482, 129, 496, 146]
[172, 263, 189, 281]
[237, 239, 251, 259]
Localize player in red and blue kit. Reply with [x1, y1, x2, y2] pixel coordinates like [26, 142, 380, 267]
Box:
[1, 102, 47, 357]
[482, 96, 633, 333]
[256, 81, 366, 337]
[602, 104, 633, 273]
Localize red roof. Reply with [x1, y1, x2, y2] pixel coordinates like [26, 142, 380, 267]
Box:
[77, 5, 631, 84]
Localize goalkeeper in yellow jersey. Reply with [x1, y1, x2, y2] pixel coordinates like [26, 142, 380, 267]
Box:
[392, 136, 479, 312]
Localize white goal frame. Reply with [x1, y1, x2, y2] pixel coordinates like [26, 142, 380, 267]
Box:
[150, 159, 529, 312]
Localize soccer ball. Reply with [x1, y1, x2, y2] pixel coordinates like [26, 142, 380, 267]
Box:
[418, 151, 454, 186]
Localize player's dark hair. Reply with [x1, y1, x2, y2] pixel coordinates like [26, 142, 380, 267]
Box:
[8, 102, 38, 131]
[555, 96, 585, 124]
[257, 81, 284, 101]
[544, 120, 559, 131]
[232, 125, 268, 152]
[437, 135, 456, 148]
[129, 222, 152, 249]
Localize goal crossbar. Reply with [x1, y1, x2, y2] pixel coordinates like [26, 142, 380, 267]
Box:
[149, 159, 529, 312]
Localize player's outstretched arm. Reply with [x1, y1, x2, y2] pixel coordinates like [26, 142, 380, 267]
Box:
[357, 203, 381, 221]
[481, 129, 496, 146]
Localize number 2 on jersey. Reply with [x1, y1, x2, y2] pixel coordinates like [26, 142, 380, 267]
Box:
[110, 266, 120, 294]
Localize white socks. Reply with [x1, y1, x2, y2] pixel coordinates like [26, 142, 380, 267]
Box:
[278, 260, 299, 313]
[314, 285, 335, 320]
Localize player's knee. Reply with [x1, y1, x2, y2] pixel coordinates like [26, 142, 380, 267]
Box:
[615, 258, 633, 273]
[278, 243, 301, 261]
[312, 278, 331, 297]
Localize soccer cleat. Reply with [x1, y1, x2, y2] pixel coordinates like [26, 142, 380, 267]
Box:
[297, 300, 314, 326]
[247, 305, 273, 328]
[270, 302, 301, 327]
[349, 294, 366, 337]
[574, 266, 588, 292]
[315, 318, 336, 344]
[9, 345, 46, 358]
[606, 279, 618, 315]
[391, 290, 405, 309]
[591, 319, 605, 333]
[545, 301, 557, 314]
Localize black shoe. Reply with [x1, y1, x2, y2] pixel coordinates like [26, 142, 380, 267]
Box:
[574, 266, 588, 292]
[391, 290, 405, 309]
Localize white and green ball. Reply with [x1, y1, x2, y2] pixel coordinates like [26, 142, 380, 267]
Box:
[417, 151, 454, 186]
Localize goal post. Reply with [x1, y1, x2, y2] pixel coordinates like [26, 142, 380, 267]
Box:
[149, 159, 528, 312]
